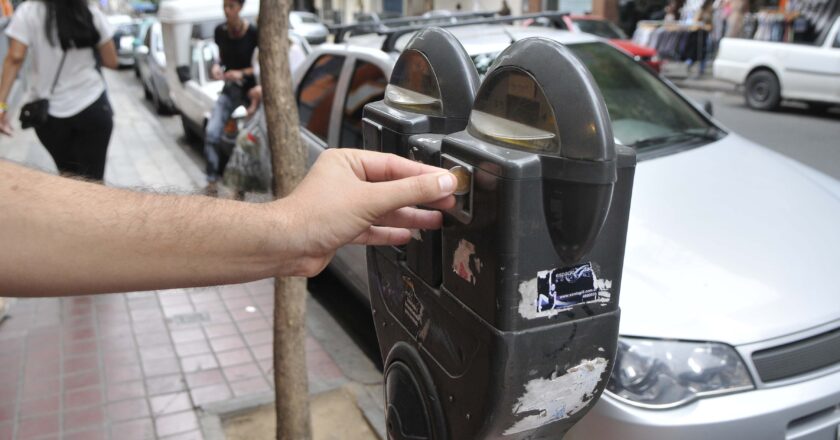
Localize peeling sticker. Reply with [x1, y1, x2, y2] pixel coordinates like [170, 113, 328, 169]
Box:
[410, 229, 423, 241]
[504, 357, 608, 436]
[518, 263, 612, 319]
[452, 239, 481, 284]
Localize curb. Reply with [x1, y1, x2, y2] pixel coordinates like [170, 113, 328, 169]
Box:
[666, 77, 742, 96]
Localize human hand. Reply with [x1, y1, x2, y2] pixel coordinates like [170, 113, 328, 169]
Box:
[0, 112, 12, 136]
[211, 64, 224, 81]
[223, 69, 244, 82]
[271, 149, 456, 277]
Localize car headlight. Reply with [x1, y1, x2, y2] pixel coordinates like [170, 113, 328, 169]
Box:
[606, 337, 754, 409]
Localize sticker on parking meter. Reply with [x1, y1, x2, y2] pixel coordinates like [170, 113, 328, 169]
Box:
[517, 263, 612, 319]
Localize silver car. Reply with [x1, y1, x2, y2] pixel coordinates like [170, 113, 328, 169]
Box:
[290, 11, 329, 45]
[292, 25, 840, 439]
[135, 21, 175, 114]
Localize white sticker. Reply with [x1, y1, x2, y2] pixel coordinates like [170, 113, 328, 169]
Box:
[504, 357, 608, 436]
[452, 239, 481, 284]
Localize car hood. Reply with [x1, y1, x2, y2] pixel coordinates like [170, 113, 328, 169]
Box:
[609, 39, 656, 57]
[620, 133, 840, 346]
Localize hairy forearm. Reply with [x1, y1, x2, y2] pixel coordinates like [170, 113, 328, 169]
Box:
[0, 161, 290, 296]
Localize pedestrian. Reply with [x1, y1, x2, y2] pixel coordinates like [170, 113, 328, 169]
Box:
[204, 0, 259, 195]
[0, 149, 458, 297]
[0, 0, 118, 182]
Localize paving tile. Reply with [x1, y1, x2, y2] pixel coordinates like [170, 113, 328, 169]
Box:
[25, 359, 60, 378]
[223, 363, 262, 382]
[139, 345, 177, 362]
[64, 386, 103, 409]
[155, 410, 198, 438]
[142, 357, 181, 377]
[106, 364, 144, 384]
[63, 405, 105, 432]
[189, 291, 220, 305]
[217, 284, 250, 299]
[17, 412, 59, 439]
[209, 335, 245, 353]
[0, 404, 14, 423]
[0, 421, 13, 440]
[23, 376, 60, 399]
[106, 397, 150, 422]
[202, 324, 237, 339]
[107, 380, 146, 402]
[236, 318, 269, 334]
[159, 295, 191, 308]
[63, 354, 99, 374]
[163, 305, 196, 319]
[64, 326, 96, 343]
[174, 340, 211, 357]
[146, 374, 187, 396]
[243, 330, 272, 347]
[64, 426, 107, 440]
[161, 429, 204, 440]
[63, 370, 99, 391]
[184, 369, 225, 389]
[170, 329, 205, 344]
[135, 332, 172, 348]
[64, 339, 99, 356]
[216, 348, 254, 368]
[110, 417, 156, 440]
[149, 392, 192, 416]
[230, 376, 270, 397]
[179, 354, 218, 374]
[189, 384, 231, 407]
[251, 343, 273, 361]
[19, 394, 60, 417]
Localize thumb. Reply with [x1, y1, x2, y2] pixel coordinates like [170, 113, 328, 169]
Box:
[369, 172, 456, 217]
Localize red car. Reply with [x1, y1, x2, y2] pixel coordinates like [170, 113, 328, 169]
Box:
[532, 15, 662, 72]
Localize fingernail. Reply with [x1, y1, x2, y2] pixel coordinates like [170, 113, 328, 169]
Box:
[438, 173, 456, 194]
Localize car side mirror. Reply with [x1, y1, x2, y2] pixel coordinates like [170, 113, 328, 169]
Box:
[176, 65, 191, 83]
[703, 99, 714, 116]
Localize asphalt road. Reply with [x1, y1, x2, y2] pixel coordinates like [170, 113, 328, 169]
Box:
[682, 88, 840, 180]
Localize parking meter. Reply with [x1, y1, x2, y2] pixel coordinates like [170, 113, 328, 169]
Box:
[365, 33, 636, 440]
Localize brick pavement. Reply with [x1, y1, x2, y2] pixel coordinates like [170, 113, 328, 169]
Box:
[0, 70, 360, 440]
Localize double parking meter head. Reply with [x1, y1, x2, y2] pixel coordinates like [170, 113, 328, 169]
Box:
[364, 28, 637, 440]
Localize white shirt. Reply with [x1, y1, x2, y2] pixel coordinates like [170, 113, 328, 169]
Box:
[5, 2, 114, 118]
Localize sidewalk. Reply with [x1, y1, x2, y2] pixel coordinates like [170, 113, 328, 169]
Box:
[0, 70, 384, 440]
[660, 61, 741, 95]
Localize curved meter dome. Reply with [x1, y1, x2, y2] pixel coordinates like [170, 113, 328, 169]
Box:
[385, 49, 443, 116]
[468, 67, 560, 153]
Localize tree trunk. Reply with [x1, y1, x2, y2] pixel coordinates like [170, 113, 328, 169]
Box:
[257, 1, 311, 439]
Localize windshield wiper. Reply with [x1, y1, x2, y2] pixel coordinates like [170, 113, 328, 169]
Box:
[631, 129, 719, 149]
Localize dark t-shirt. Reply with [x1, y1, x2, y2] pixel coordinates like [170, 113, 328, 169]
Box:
[215, 22, 258, 71]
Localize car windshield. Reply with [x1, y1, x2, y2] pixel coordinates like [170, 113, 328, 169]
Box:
[293, 14, 320, 24]
[572, 19, 628, 39]
[471, 42, 719, 152]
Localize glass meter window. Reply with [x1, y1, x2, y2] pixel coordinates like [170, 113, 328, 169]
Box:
[385, 49, 442, 115]
[468, 68, 560, 153]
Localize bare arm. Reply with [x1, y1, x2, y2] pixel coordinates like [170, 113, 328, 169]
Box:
[0, 149, 456, 297]
[97, 40, 119, 70]
[0, 38, 27, 136]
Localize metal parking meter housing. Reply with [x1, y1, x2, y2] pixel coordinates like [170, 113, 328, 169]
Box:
[366, 35, 636, 440]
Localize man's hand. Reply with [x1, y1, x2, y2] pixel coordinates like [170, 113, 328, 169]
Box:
[223, 69, 244, 82]
[0, 112, 12, 136]
[211, 64, 224, 81]
[271, 149, 456, 277]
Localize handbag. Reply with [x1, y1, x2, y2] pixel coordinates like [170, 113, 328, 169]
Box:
[19, 51, 66, 129]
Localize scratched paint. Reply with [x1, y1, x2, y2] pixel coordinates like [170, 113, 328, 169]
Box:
[518, 266, 612, 319]
[452, 239, 481, 284]
[503, 357, 608, 436]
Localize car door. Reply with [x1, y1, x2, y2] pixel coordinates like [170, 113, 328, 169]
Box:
[181, 41, 209, 129]
[296, 52, 347, 167]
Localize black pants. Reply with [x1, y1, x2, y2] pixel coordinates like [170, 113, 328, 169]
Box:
[35, 93, 114, 181]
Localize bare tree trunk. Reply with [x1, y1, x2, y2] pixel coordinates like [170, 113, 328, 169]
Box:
[257, 1, 311, 439]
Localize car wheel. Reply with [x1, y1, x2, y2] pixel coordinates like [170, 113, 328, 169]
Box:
[143, 83, 152, 101]
[151, 85, 168, 115]
[745, 70, 781, 111]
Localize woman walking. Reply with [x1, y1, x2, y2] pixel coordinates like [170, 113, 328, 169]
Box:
[0, 0, 118, 181]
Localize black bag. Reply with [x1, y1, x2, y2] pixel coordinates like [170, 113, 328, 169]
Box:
[19, 52, 66, 130]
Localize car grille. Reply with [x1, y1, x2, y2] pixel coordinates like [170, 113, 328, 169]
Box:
[753, 326, 840, 383]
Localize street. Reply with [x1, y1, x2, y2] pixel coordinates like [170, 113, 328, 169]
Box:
[683, 88, 840, 180]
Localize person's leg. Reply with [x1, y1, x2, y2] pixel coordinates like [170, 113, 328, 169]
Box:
[203, 93, 236, 184]
[35, 116, 77, 176]
[67, 93, 114, 182]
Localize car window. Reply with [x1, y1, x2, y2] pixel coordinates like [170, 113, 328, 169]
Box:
[471, 42, 718, 152]
[190, 45, 202, 83]
[297, 54, 345, 142]
[339, 61, 387, 147]
[143, 25, 153, 48]
[573, 19, 628, 40]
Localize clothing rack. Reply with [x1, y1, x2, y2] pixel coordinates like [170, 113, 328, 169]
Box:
[633, 20, 711, 63]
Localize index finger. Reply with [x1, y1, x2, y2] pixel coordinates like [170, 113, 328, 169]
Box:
[351, 150, 448, 183]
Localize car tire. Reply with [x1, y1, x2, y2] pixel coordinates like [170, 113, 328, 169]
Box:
[152, 85, 169, 115]
[745, 70, 781, 111]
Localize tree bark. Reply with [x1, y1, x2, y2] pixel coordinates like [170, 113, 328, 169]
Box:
[257, 2, 311, 439]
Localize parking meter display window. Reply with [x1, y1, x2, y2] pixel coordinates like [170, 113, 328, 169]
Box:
[385, 49, 443, 115]
[296, 55, 345, 142]
[468, 68, 559, 153]
[339, 61, 387, 148]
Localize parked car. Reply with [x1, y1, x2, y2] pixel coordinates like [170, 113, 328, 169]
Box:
[714, 15, 840, 111]
[107, 14, 141, 67]
[290, 11, 329, 45]
[293, 23, 840, 440]
[529, 14, 662, 72]
[135, 20, 175, 114]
